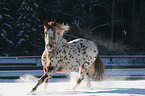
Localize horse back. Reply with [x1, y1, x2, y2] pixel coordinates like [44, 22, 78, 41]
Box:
[68, 38, 98, 58]
[67, 38, 98, 67]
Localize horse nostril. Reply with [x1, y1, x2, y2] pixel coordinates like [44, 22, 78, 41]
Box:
[46, 44, 52, 51]
[49, 44, 52, 49]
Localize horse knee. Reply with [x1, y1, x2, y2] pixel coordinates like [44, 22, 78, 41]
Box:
[77, 78, 82, 84]
[77, 77, 84, 84]
[85, 75, 91, 88]
[73, 77, 84, 90]
[37, 79, 44, 85]
[45, 78, 49, 83]
[38, 74, 48, 83]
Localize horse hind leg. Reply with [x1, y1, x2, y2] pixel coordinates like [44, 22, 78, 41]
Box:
[73, 67, 85, 90]
[85, 73, 91, 88]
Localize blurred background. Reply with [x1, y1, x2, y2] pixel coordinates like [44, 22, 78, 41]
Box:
[0, 0, 144, 56]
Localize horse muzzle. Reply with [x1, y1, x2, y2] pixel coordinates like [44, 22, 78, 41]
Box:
[46, 44, 52, 52]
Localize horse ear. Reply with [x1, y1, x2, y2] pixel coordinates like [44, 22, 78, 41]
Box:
[61, 24, 69, 31]
[44, 20, 48, 26]
[62, 22, 64, 26]
[53, 20, 56, 26]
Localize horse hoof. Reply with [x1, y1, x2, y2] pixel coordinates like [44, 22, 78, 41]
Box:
[27, 89, 36, 95]
[27, 91, 36, 95]
[72, 87, 76, 90]
[27, 91, 32, 95]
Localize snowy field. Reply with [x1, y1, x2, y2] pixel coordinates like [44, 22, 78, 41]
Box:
[0, 72, 145, 96]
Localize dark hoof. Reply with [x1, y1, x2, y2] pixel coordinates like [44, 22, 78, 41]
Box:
[27, 88, 36, 95]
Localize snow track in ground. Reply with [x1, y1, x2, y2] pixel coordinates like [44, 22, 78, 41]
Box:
[1, 79, 145, 96]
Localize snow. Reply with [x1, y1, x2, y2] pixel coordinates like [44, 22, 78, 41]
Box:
[1, 33, 5, 37]
[1, 29, 6, 34]
[26, 23, 30, 27]
[3, 23, 12, 29]
[18, 31, 24, 36]
[5, 38, 13, 45]
[28, 19, 31, 21]
[17, 38, 25, 46]
[0, 73, 145, 96]
[23, 16, 26, 19]
[30, 8, 33, 11]
[34, 3, 39, 7]
[3, 7, 9, 11]
[1, 80, 145, 96]
[25, 34, 29, 38]
[0, 15, 2, 20]
[4, 14, 13, 19]
[32, 28, 37, 31]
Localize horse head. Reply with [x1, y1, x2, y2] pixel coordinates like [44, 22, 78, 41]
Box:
[44, 20, 69, 52]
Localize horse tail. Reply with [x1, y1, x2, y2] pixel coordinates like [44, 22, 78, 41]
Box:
[90, 54, 105, 81]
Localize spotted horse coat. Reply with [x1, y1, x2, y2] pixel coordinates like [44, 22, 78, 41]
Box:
[30, 20, 105, 93]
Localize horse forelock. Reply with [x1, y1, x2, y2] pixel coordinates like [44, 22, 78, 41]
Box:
[47, 21, 69, 33]
[44, 20, 69, 39]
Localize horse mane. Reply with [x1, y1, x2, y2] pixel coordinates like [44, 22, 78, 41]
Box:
[46, 20, 69, 37]
[44, 20, 69, 55]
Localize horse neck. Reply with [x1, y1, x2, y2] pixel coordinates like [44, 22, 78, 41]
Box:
[56, 34, 67, 48]
[44, 33, 67, 56]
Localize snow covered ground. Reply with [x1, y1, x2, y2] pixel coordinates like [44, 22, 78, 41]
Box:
[0, 72, 145, 96]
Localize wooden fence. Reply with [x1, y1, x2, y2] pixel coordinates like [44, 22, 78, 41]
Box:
[0, 55, 145, 80]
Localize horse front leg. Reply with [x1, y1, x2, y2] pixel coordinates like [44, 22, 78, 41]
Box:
[73, 73, 91, 89]
[30, 73, 48, 93]
[29, 67, 56, 94]
[44, 78, 49, 89]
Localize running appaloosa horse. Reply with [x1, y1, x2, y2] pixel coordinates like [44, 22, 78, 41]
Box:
[30, 20, 105, 93]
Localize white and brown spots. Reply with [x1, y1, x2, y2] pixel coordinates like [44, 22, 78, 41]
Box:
[40, 35, 99, 89]
[31, 21, 104, 93]
[42, 37, 97, 73]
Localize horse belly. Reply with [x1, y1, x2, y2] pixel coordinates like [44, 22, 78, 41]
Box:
[57, 59, 83, 73]
[57, 65, 80, 73]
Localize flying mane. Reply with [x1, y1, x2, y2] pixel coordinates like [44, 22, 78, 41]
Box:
[45, 20, 69, 37]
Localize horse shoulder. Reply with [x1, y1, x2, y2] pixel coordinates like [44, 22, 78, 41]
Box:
[41, 50, 47, 64]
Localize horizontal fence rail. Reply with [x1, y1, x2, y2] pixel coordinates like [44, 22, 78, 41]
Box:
[0, 55, 145, 80]
[1, 69, 145, 80]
